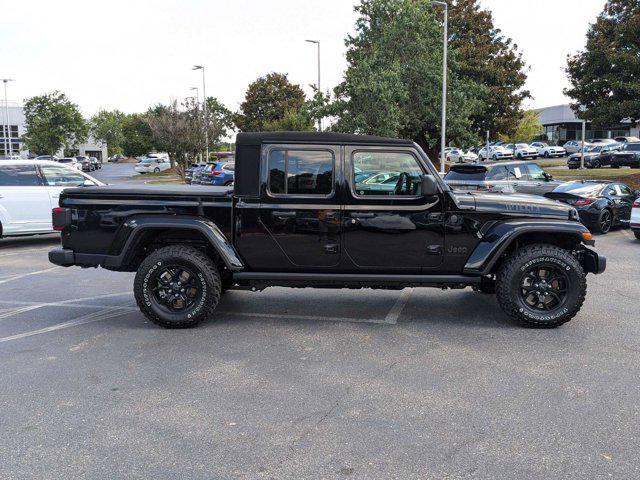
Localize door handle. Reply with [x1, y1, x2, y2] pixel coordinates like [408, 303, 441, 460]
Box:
[272, 211, 296, 218]
[349, 212, 376, 218]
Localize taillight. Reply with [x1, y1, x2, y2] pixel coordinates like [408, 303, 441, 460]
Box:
[633, 199, 640, 207]
[575, 198, 593, 206]
[52, 207, 71, 231]
[212, 170, 222, 175]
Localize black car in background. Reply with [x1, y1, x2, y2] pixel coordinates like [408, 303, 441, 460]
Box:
[611, 142, 640, 168]
[566, 144, 621, 169]
[444, 161, 561, 195]
[545, 181, 639, 233]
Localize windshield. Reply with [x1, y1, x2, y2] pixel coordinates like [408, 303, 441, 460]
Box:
[587, 146, 603, 153]
[516, 144, 529, 149]
[58, 158, 74, 163]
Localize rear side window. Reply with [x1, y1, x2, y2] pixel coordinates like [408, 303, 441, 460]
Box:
[0, 165, 40, 186]
[625, 144, 640, 151]
[268, 149, 334, 196]
[485, 166, 510, 181]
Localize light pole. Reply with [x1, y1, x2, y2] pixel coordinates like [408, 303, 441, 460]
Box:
[579, 105, 587, 170]
[190, 86, 199, 103]
[193, 65, 208, 160]
[1, 79, 14, 159]
[430, 1, 448, 175]
[305, 39, 321, 131]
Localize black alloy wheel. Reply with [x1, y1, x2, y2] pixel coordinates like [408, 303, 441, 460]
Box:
[519, 265, 569, 313]
[596, 209, 612, 234]
[151, 266, 202, 314]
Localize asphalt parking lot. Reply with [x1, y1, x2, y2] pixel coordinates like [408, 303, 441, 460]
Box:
[0, 227, 639, 479]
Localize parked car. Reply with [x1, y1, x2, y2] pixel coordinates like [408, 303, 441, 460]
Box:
[631, 197, 640, 240]
[614, 136, 640, 144]
[90, 157, 102, 169]
[198, 161, 235, 186]
[444, 161, 561, 195]
[185, 162, 208, 184]
[610, 142, 640, 168]
[505, 143, 538, 160]
[49, 131, 606, 329]
[478, 145, 513, 161]
[0, 160, 102, 237]
[567, 144, 621, 169]
[34, 155, 59, 161]
[446, 148, 478, 163]
[590, 138, 618, 145]
[563, 141, 592, 154]
[545, 181, 638, 234]
[109, 154, 127, 162]
[57, 157, 81, 170]
[530, 142, 566, 158]
[135, 157, 171, 174]
[76, 156, 95, 172]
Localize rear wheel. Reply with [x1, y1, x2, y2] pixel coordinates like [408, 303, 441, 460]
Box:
[154, 167, 160, 173]
[496, 244, 586, 328]
[635, 231, 640, 240]
[134, 245, 221, 328]
[544, 151, 550, 158]
[592, 160, 601, 169]
[594, 209, 612, 234]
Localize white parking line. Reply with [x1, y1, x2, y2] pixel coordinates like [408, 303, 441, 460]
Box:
[218, 311, 394, 325]
[384, 288, 414, 324]
[0, 305, 46, 320]
[0, 307, 129, 344]
[0, 267, 59, 285]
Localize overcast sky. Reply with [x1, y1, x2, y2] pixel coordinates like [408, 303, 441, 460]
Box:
[1, 0, 606, 116]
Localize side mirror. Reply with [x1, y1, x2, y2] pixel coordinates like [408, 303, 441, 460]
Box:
[421, 175, 439, 197]
[543, 172, 553, 181]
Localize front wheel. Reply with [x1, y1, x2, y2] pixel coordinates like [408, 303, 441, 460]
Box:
[635, 231, 640, 240]
[496, 244, 586, 328]
[544, 151, 550, 158]
[134, 245, 221, 328]
[154, 167, 160, 173]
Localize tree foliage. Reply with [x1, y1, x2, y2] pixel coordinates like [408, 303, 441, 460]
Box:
[121, 114, 154, 158]
[326, 0, 486, 158]
[498, 110, 543, 143]
[23, 91, 88, 156]
[448, 0, 529, 138]
[90, 110, 125, 156]
[565, 0, 640, 127]
[234, 73, 310, 132]
[147, 98, 229, 172]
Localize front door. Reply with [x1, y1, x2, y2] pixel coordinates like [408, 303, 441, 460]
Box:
[343, 147, 444, 271]
[258, 145, 341, 268]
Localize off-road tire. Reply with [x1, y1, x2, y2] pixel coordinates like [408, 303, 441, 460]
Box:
[496, 244, 586, 328]
[154, 167, 161, 173]
[134, 245, 221, 328]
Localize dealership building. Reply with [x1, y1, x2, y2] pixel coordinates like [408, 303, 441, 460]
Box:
[1, 103, 107, 160]
[536, 104, 640, 145]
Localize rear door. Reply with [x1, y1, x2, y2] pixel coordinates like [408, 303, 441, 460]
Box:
[343, 146, 444, 270]
[0, 164, 50, 235]
[258, 144, 341, 267]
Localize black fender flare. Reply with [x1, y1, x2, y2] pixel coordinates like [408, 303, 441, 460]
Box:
[105, 215, 244, 271]
[463, 220, 591, 275]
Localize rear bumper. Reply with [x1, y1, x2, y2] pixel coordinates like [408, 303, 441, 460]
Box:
[49, 248, 104, 268]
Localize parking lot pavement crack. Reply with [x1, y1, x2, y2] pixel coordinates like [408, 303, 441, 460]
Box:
[260, 358, 405, 478]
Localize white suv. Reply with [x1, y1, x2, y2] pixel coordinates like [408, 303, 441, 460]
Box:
[530, 142, 566, 158]
[632, 197, 640, 240]
[0, 160, 103, 237]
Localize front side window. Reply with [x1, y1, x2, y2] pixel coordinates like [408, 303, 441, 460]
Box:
[486, 166, 510, 181]
[353, 151, 423, 196]
[0, 165, 40, 186]
[525, 163, 546, 181]
[268, 149, 333, 196]
[41, 165, 91, 187]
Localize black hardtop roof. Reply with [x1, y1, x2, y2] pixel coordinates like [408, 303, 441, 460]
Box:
[236, 131, 414, 147]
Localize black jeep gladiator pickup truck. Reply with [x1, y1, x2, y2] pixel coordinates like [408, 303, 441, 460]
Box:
[49, 132, 606, 328]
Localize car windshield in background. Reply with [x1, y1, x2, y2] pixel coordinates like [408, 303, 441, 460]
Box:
[58, 158, 74, 163]
[516, 144, 529, 149]
[588, 146, 603, 153]
[444, 166, 487, 181]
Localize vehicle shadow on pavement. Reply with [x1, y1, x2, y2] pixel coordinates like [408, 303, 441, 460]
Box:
[0, 234, 59, 249]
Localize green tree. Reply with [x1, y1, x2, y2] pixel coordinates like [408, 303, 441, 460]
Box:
[90, 109, 125, 156]
[234, 73, 309, 132]
[121, 114, 154, 158]
[565, 0, 640, 127]
[327, 0, 485, 159]
[498, 110, 543, 143]
[448, 0, 530, 138]
[22, 91, 88, 156]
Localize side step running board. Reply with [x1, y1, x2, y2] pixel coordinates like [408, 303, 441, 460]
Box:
[233, 272, 480, 284]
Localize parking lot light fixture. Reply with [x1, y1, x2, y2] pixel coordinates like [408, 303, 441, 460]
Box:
[193, 65, 208, 160]
[430, 1, 448, 175]
[190, 86, 199, 103]
[305, 39, 322, 131]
